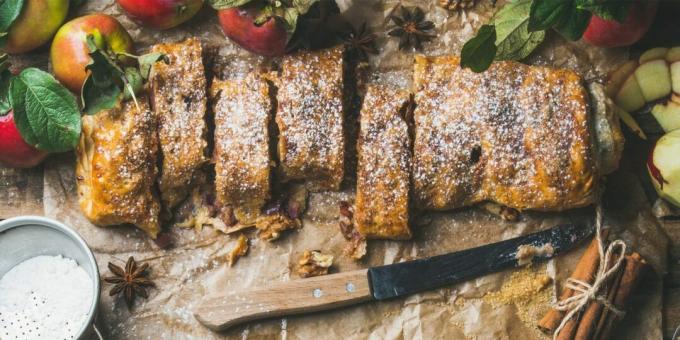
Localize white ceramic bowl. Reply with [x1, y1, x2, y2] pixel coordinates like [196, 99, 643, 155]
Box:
[0, 216, 100, 340]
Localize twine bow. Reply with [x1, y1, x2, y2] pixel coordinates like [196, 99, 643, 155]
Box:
[552, 205, 627, 339]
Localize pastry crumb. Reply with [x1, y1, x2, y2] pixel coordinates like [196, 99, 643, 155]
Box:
[516, 243, 555, 266]
[227, 234, 249, 267]
[339, 201, 367, 260]
[256, 214, 301, 241]
[297, 250, 334, 278]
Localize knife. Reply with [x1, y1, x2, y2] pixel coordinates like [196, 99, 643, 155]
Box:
[194, 223, 592, 331]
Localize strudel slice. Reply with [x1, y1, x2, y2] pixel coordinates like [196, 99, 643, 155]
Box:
[150, 38, 208, 209]
[211, 73, 273, 223]
[412, 55, 597, 211]
[355, 85, 412, 240]
[76, 97, 161, 238]
[276, 46, 345, 191]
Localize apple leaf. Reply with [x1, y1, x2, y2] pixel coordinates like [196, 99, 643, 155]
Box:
[81, 34, 125, 115]
[576, 0, 630, 23]
[138, 52, 168, 80]
[9, 68, 81, 152]
[122, 67, 143, 100]
[528, 0, 571, 32]
[208, 0, 253, 10]
[0, 0, 25, 45]
[0, 53, 11, 116]
[460, 25, 497, 73]
[554, 4, 591, 41]
[494, 0, 545, 61]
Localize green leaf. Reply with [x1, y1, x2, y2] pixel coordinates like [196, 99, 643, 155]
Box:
[81, 34, 126, 114]
[122, 67, 143, 101]
[9, 68, 81, 152]
[554, 4, 591, 40]
[208, 0, 253, 10]
[0, 53, 12, 115]
[0, 0, 25, 45]
[494, 0, 546, 61]
[528, 0, 571, 32]
[461, 25, 498, 73]
[576, 0, 630, 23]
[138, 52, 168, 80]
[81, 73, 121, 115]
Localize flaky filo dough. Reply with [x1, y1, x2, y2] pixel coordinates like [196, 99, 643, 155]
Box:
[76, 97, 161, 238]
[211, 73, 273, 224]
[355, 85, 412, 240]
[276, 46, 345, 191]
[412, 56, 598, 211]
[150, 38, 209, 210]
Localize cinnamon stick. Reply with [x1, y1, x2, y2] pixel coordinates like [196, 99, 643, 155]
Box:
[538, 229, 610, 334]
[593, 252, 647, 340]
[572, 252, 626, 340]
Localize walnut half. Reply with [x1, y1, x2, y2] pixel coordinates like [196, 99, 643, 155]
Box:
[297, 250, 334, 278]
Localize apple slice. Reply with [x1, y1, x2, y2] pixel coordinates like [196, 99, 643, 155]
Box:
[640, 47, 669, 63]
[651, 102, 680, 132]
[648, 129, 680, 207]
[613, 104, 647, 139]
[635, 59, 672, 102]
[606, 60, 639, 98]
[671, 93, 680, 104]
[670, 61, 680, 95]
[615, 74, 646, 112]
[667, 47, 680, 63]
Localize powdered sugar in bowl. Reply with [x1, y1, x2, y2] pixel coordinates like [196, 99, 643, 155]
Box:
[0, 216, 100, 340]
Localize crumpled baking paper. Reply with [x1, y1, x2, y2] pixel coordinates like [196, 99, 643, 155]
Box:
[1, 0, 669, 339]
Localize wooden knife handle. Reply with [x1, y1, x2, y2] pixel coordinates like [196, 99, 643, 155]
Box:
[194, 269, 372, 331]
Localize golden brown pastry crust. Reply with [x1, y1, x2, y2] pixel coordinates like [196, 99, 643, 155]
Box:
[76, 97, 161, 238]
[355, 85, 412, 240]
[412, 55, 597, 211]
[276, 46, 345, 191]
[150, 38, 208, 209]
[211, 73, 272, 223]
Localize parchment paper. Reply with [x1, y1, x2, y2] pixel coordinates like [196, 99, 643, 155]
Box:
[2, 0, 670, 339]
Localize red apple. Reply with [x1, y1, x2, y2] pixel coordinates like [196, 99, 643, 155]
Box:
[50, 14, 135, 93]
[3, 0, 69, 54]
[648, 129, 680, 207]
[117, 0, 204, 30]
[583, 2, 658, 48]
[218, 6, 288, 56]
[0, 110, 47, 168]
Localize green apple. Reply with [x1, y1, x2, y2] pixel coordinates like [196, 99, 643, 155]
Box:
[635, 60, 672, 102]
[615, 74, 646, 112]
[651, 102, 680, 132]
[606, 60, 638, 98]
[3, 0, 69, 54]
[667, 47, 680, 63]
[639, 47, 668, 63]
[648, 129, 680, 208]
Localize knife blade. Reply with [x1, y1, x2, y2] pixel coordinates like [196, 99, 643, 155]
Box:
[194, 223, 592, 331]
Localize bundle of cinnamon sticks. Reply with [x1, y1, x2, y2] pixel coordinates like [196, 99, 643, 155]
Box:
[538, 231, 649, 340]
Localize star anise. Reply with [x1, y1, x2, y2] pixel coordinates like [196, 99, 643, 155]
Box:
[387, 6, 436, 51]
[104, 256, 155, 310]
[342, 22, 379, 61]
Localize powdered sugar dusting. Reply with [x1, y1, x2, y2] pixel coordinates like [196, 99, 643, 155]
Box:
[211, 73, 272, 212]
[355, 85, 412, 239]
[412, 55, 597, 211]
[151, 38, 209, 208]
[276, 47, 345, 191]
